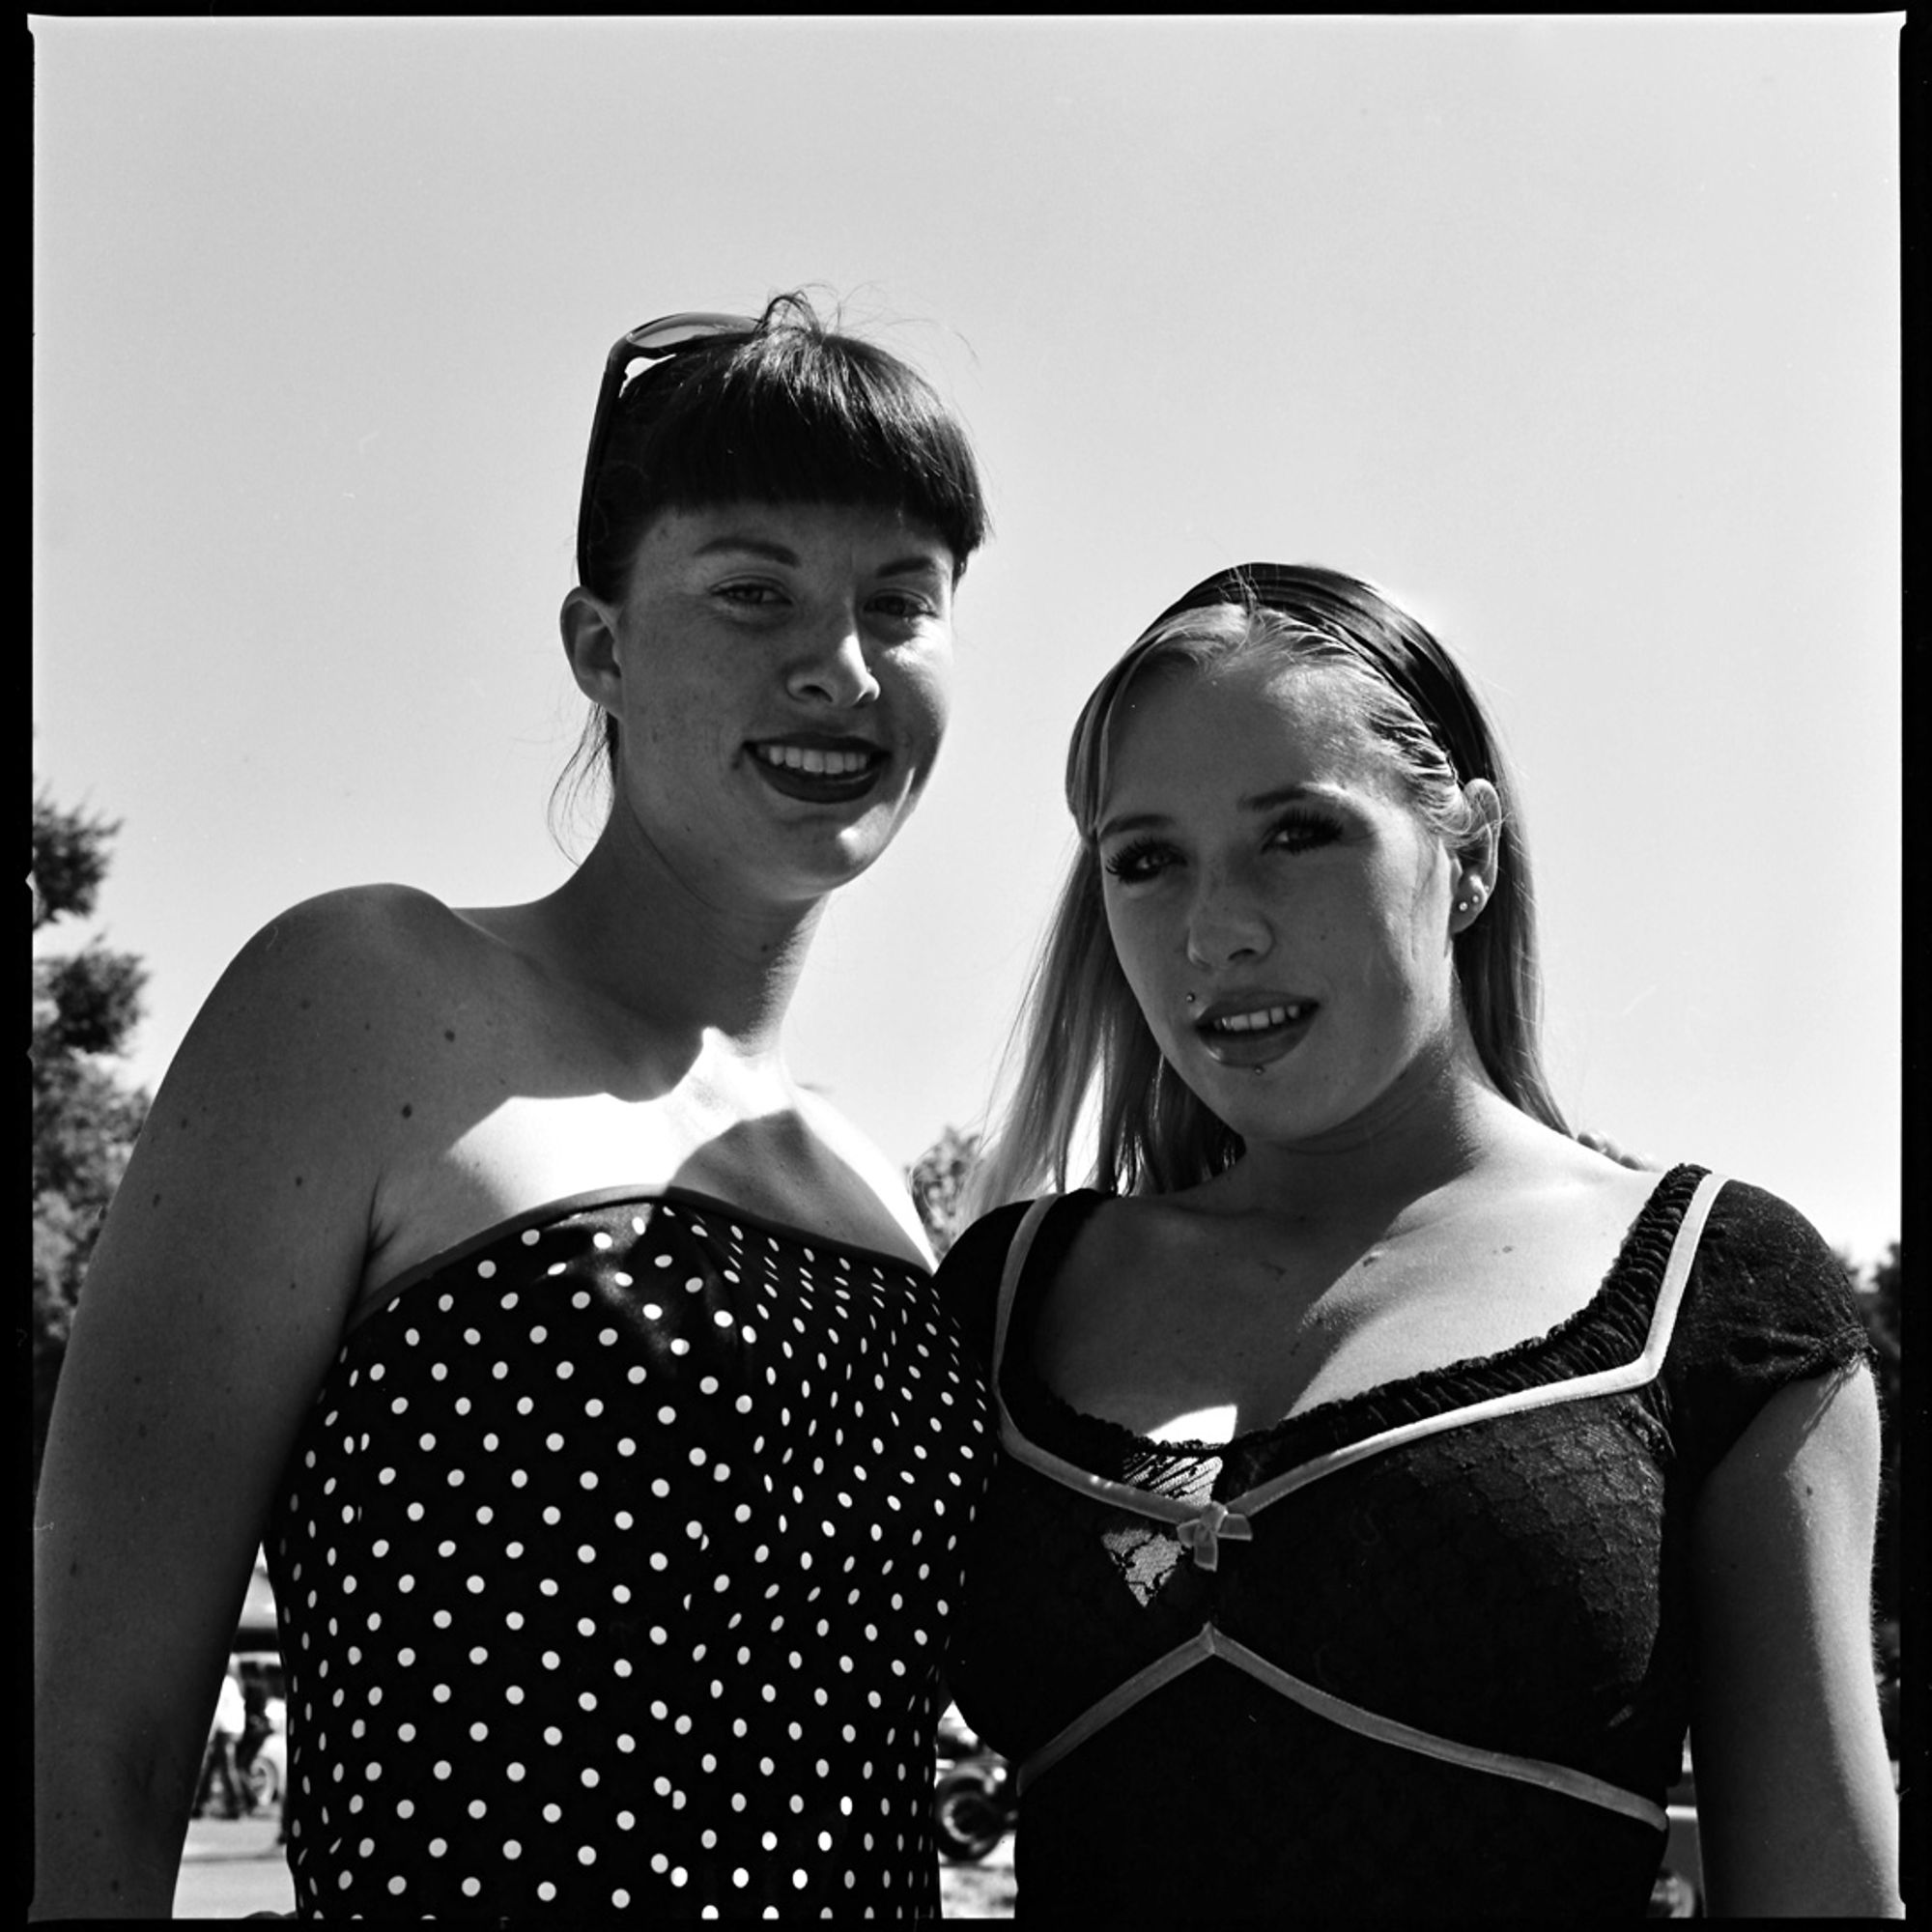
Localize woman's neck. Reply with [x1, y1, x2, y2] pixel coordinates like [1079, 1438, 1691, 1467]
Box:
[526, 808, 827, 1067]
[1207, 1040, 1525, 1232]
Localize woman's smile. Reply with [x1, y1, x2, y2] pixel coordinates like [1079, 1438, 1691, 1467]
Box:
[745, 734, 890, 803]
[1193, 994, 1321, 1068]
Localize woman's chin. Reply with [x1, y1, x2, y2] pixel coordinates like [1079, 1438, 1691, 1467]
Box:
[771, 812, 909, 897]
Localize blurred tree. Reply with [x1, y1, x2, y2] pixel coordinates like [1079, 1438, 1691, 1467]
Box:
[32, 783, 151, 1484]
[907, 1126, 982, 1260]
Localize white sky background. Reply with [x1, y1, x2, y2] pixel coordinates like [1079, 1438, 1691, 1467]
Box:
[34, 15, 1900, 1263]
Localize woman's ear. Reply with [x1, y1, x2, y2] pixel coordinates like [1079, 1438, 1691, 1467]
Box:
[1450, 778, 1504, 925]
[559, 586, 624, 711]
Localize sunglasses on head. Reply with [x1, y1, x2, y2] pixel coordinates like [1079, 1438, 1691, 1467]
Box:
[575, 311, 758, 586]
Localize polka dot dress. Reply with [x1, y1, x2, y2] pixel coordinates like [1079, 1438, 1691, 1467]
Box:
[266, 1188, 995, 1919]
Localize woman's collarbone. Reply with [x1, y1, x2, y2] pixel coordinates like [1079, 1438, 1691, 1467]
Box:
[1046, 1187, 1640, 1434]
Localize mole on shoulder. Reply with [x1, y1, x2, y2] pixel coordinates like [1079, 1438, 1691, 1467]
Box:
[444, 1029, 457, 1042]
[401, 1103, 414, 1119]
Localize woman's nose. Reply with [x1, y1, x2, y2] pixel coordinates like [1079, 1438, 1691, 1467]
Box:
[1184, 872, 1271, 969]
[785, 612, 880, 707]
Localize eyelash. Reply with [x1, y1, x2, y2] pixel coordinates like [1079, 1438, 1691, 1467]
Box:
[1102, 812, 1341, 882]
[1102, 837, 1172, 883]
[1270, 810, 1341, 854]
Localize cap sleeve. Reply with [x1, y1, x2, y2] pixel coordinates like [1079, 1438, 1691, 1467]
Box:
[1662, 1179, 1876, 1486]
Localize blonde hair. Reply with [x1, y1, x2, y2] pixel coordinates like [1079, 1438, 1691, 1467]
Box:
[967, 565, 1566, 1215]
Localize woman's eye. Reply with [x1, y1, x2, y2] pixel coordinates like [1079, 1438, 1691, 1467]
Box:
[1269, 814, 1341, 853]
[716, 582, 786, 609]
[868, 589, 937, 624]
[1102, 839, 1174, 884]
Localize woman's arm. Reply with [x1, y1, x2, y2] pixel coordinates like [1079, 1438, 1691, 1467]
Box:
[32, 893, 414, 1918]
[1688, 1363, 1900, 1917]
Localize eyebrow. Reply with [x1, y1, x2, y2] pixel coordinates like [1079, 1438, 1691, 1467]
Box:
[1094, 783, 1340, 845]
[692, 535, 803, 564]
[691, 534, 949, 580]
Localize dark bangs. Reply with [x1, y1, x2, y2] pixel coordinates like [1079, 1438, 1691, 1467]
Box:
[581, 302, 989, 595]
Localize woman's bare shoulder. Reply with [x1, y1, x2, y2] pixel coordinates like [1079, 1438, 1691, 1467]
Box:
[1052, 1188, 1208, 1274]
[239, 881, 490, 979]
[200, 884, 503, 1050]
[139, 883, 511, 1196]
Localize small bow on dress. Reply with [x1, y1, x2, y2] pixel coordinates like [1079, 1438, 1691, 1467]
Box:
[1174, 1500, 1253, 1573]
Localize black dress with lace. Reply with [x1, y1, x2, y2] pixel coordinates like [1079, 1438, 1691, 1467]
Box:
[936, 1166, 1870, 1920]
[266, 1188, 995, 1919]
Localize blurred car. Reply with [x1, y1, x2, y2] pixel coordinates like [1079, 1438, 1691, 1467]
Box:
[933, 1702, 1015, 1863]
[1648, 1754, 1702, 1918]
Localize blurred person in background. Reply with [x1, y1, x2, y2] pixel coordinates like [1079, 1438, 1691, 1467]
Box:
[191, 1666, 246, 1822]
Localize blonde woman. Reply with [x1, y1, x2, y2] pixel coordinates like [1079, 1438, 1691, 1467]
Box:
[939, 564, 1898, 1918]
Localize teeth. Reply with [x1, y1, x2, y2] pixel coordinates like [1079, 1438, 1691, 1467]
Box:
[753, 744, 876, 778]
[1208, 1004, 1309, 1034]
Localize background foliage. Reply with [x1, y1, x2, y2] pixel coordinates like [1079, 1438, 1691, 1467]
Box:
[907, 1125, 982, 1261]
[31, 784, 152, 1485]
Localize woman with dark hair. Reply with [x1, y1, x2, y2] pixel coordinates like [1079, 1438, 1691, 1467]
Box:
[941, 564, 1899, 1918]
[34, 294, 996, 1920]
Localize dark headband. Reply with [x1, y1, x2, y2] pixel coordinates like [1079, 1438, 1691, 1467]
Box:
[1149, 562, 1492, 784]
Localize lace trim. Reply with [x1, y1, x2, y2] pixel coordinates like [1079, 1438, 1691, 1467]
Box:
[1003, 1165, 1707, 1495]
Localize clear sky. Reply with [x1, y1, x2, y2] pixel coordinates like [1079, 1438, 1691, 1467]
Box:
[34, 16, 1901, 1263]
